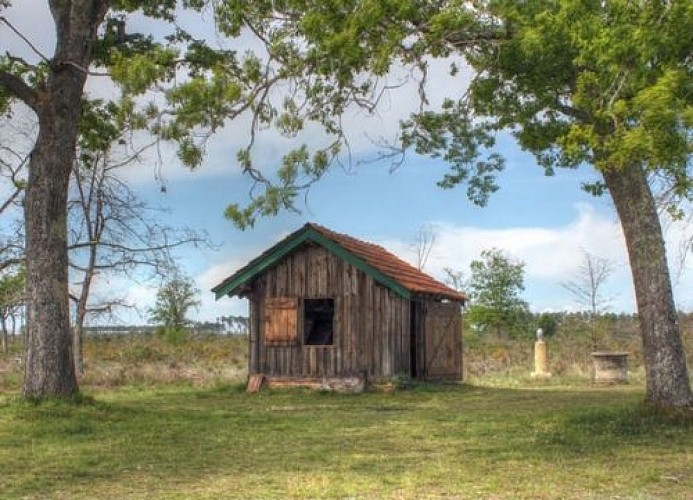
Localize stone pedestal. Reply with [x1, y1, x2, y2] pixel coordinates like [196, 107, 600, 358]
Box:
[591, 352, 629, 383]
[531, 339, 551, 379]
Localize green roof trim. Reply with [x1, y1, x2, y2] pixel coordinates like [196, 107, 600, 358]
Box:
[213, 226, 412, 300]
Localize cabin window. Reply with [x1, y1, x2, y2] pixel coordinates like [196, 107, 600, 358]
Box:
[264, 297, 298, 344]
[304, 298, 334, 346]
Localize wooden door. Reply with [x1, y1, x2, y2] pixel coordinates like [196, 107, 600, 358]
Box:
[424, 302, 462, 379]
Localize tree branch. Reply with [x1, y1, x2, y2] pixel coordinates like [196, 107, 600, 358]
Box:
[0, 186, 22, 214]
[0, 16, 50, 63]
[0, 257, 24, 272]
[0, 70, 38, 111]
[554, 100, 591, 123]
[68, 236, 205, 253]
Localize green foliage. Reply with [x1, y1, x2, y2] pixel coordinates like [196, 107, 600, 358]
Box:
[467, 248, 529, 337]
[402, 99, 505, 206]
[1, 0, 690, 225]
[536, 312, 558, 338]
[3, 0, 441, 229]
[403, 0, 692, 210]
[158, 325, 188, 346]
[0, 267, 25, 320]
[225, 142, 340, 228]
[148, 274, 199, 332]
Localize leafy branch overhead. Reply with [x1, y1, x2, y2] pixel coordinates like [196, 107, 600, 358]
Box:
[0, 1, 410, 227]
[0, 0, 540, 228]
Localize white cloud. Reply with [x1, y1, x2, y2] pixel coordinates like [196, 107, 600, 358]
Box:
[193, 248, 264, 322]
[84, 201, 692, 324]
[374, 203, 692, 313]
[376, 203, 624, 281]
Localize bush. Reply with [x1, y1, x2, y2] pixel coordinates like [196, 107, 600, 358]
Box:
[159, 326, 188, 346]
[536, 313, 558, 337]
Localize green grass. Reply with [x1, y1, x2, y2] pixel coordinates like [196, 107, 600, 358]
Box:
[1, 382, 691, 499]
[1, 331, 691, 498]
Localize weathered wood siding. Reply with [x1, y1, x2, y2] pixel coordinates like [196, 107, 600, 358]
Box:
[412, 300, 463, 380]
[248, 243, 410, 379]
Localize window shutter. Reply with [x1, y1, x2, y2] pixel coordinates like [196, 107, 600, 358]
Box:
[265, 297, 298, 344]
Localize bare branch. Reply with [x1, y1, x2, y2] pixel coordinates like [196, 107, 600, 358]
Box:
[0, 257, 24, 272]
[60, 59, 110, 77]
[0, 16, 50, 63]
[561, 249, 615, 315]
[0, 185, 22, 214]
[411, 223, 437, 271]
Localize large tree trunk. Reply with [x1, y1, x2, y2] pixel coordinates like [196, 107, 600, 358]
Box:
[22, 1, 108, 399]
[23, 95, 81, 398]
[603, 165, 692, 409]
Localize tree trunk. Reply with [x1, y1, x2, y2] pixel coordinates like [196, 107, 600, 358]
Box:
[1, 316, 8, 355]
[73, 277, 92, 376]
[20, 1, 108, 399]
[72, 169, 102, 376]
[73, 324, 84, 376]
[603, 165, 692, 409]
[23, 101, 81, 398]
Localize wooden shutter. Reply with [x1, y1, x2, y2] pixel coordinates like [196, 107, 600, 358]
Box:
[264, 297, 298, 344]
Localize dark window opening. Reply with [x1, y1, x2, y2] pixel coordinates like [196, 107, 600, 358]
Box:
[304, 299, 334, 345]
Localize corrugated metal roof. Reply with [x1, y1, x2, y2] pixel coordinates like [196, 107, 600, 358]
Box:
[213, 223, 466, 302]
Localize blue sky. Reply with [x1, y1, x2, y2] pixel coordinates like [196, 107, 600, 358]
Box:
[1, 1, 692, 325]
[138, 131, 692, 322]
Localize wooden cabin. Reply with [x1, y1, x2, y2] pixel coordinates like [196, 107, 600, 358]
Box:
[212, 223, 465, 390]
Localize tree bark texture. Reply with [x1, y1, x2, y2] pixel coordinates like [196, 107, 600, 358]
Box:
[23, 94, 81, 397]
[22, 1, 108, 398]
[603, 165, 693, 409]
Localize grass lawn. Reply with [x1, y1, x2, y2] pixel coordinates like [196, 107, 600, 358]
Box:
[0, 381, 691, 499]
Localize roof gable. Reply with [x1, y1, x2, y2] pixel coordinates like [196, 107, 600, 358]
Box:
[212, 223, 466, 302]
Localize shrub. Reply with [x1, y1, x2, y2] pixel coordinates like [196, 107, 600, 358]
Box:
[159, 326, 188, 346]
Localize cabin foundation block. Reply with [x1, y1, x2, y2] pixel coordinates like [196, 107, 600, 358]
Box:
[265, 376, 365, 393]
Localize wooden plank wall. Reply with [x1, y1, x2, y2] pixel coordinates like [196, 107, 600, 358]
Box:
[411, 300, 463, 380]
[248, 298, 260, 374]
[412, 300, 462, 380]
[249, 243, 410, 379]
[424, 301, 462, 380]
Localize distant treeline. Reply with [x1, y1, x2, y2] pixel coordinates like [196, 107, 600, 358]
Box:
[84, 316, 250, 336]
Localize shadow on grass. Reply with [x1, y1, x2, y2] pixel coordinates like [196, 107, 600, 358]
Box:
[538, 400, 692, 447]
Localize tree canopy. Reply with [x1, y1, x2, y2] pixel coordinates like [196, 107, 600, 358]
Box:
[149, 273, 199, 331]
[467, 248, 528, 337]
[401, 0, 692, 406]
[403, 0, 691, 206]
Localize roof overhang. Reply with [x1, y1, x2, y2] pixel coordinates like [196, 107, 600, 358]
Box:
[212, 225, 413, 300]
